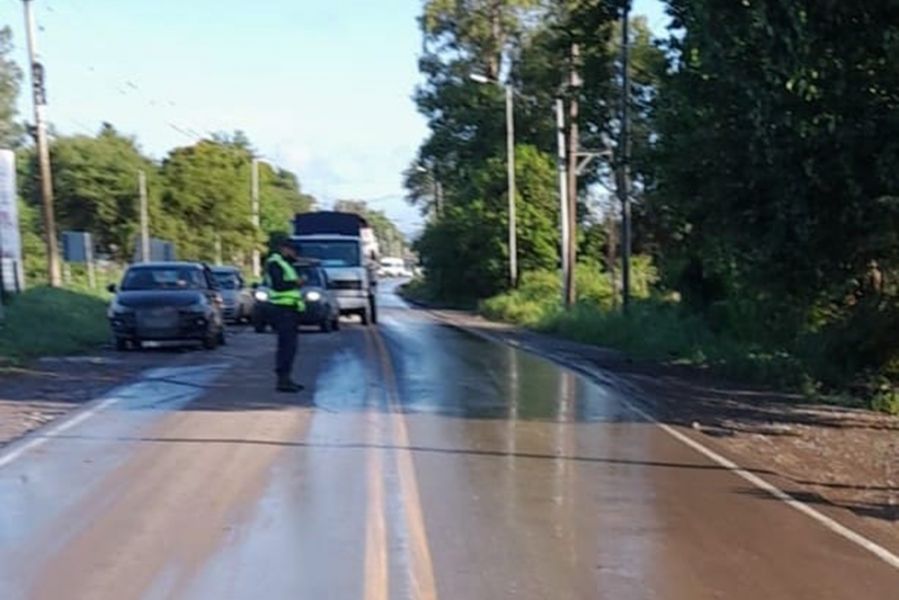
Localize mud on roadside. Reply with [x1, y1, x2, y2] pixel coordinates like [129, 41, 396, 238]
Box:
[0, 341, 243, 448]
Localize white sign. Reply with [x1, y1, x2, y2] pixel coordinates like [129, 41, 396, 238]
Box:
[0, 149, 23, 292]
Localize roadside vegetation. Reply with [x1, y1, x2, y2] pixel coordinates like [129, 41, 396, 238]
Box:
[0, 287, 109, 363]
[405, 2, 899, 414]
[479, 264, 899, 415]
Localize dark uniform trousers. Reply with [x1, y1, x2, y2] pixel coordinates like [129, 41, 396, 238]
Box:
[272, 305, 300, 377]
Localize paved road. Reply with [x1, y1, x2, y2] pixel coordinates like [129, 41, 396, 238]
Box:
[0, 285, 897, 599]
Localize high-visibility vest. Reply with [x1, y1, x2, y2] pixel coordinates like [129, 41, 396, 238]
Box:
[265, 253, 305, 312]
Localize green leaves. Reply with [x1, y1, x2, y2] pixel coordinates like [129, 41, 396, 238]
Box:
[648, 0, 899, 381]
[0, 27, 23, 148]
[17, 128, 314, 270]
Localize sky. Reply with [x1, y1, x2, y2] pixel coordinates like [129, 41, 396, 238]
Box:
[0, 0, 668, 237]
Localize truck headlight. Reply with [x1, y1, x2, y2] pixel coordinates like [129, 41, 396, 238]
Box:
[254, 290, 269, 301]
[305, 291, 322, 302]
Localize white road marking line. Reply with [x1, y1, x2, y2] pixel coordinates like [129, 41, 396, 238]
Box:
[647, 415, 899, 570]
[0, 363, 228, 472]
[426, 309, 899, 572]
[0, 396, 120, 470]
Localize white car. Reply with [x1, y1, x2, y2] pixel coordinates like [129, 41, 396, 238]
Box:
[379, 257, 407, 278]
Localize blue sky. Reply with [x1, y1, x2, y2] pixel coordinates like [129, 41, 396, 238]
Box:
[1, 0, 667, 235]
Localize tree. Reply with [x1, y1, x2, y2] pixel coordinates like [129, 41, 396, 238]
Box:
[0, 27, 23, 148]
[648, 0, 899, 379]
[38, 126, 160, 260]
[333, 200, 407, 258]
[258, 163, 315, 239]
[407, 0, 626, 300]
[161, 140, 256, 263]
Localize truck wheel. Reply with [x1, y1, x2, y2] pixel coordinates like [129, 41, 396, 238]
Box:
[360, 308, 370, 326]
[115, 337, 129, 352]
[369, 299, 378, 325]
[332, 316, 340, 331]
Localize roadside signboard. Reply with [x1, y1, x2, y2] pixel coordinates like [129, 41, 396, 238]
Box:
[0, 149, 23, 293]
[62, 231, 93, 263]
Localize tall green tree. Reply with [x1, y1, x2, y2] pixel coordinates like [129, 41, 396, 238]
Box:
[408, 0, 626, 300]
[43, 125, 160, 260]
[258, 163, 315, 238]
[161, 140, 256, 263]
[0, 26, 23, 148]
[648, 0, 899, 378]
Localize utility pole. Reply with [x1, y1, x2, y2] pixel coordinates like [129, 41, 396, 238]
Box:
[604, 192, 619, 309]
[618, 2, 633, 311]
[138, 170, 149, 262]
[469, 73, 517, 287]
[23, 0, 61, 287]
[564, 43, 581, 307]
[505, 84, 517, 288]
[555, 98, 570, 306]
[251, 158, 261, 278]
[214, 233, 222, 266]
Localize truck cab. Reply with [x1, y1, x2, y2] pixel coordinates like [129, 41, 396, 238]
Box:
[292, 212, 379, 325]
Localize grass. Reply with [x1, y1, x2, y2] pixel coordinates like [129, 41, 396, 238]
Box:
[539, 301, 807, 389]
[0, 286, 111, 363]
[477, 267, 898, 415]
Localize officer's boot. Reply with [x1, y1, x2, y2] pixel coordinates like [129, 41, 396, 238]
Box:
[276, 375, 303, 393]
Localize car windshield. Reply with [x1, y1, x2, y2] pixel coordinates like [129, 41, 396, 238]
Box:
[121, 267, 207, 291]
[297, 266, 323, 287]
[296, 241, 359, 267]
[214, 272, 240, 290]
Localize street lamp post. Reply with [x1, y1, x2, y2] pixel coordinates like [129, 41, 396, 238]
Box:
[416, 164, 443, 218]
[471, 73, 517, 288]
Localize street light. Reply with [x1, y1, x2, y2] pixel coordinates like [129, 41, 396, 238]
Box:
[470, 72, 517, 288]
[416, 164, 443, 218]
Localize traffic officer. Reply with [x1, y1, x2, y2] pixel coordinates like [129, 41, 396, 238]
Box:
[264, 237, 306, 392]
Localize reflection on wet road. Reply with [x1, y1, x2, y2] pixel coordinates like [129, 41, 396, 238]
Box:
[0, 283, 896, 599]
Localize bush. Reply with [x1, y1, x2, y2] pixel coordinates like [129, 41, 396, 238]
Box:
[0, 287, 110, 362]
[472, 259, 899, 413]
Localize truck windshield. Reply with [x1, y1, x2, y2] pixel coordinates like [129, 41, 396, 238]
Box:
[296, 241, 360, 267]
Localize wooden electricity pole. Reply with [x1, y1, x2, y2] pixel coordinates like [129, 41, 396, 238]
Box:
[23, 0, 61, 286]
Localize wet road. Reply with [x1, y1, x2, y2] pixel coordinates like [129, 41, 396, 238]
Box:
[0, 285, 897, 599]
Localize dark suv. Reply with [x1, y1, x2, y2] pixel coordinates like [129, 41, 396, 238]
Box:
[252, 260, 340, 333]
[108, 262, 226, 350]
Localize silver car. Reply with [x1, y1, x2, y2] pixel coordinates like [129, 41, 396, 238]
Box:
[212, 266, 255, 323]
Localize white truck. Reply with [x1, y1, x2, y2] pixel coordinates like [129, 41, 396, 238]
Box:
[292, 212, 379, 325]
